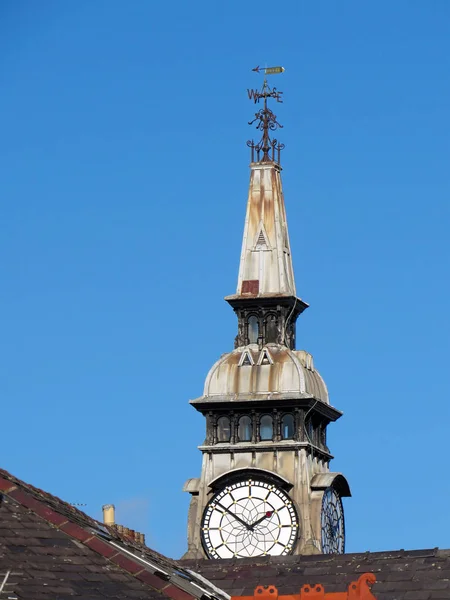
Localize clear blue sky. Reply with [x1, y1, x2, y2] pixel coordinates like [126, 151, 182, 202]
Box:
[1, 1, 450, 558]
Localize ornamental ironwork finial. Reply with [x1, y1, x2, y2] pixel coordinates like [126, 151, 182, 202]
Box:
[247, 66, 285, 164]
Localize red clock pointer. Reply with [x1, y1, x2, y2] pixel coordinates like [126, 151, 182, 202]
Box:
[250, 511, 274, 529]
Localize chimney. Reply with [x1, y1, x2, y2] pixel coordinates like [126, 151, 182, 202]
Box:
[102, 504, 115, 526]
[101, 504, 146, 545]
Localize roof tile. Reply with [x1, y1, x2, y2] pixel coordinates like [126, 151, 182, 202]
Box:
[403, 592, 431, 600]
[59, 520, 94, 541]
[0, 476, 17, 492]
[162, 583, 196, 600]
[428, 580, 450, 590]
[136, 569, 169, 589]
[84, 535, 119, 558]
[110, 552, 145, 574]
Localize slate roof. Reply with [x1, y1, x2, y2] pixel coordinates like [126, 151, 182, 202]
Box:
[0, 468, 228, 600]
[182, 550, 450, 600]
[2, 466, 450, 600]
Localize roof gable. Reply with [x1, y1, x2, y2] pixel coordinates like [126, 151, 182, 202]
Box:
[0, 468, 227, 600]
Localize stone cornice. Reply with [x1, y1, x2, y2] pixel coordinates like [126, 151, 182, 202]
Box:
[198, 440, 333, 461]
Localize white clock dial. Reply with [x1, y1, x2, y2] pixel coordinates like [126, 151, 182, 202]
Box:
[201, 478, 299, 559]
[321, 487, 345, 554]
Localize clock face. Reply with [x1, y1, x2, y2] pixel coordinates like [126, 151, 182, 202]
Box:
[321, 487, 345, 554]
[201, 478, 299, 559]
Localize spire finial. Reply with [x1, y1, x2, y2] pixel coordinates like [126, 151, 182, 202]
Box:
[247, 66, 285, 164]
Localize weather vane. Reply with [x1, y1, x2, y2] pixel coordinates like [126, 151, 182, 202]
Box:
[247, 66, 285, 164]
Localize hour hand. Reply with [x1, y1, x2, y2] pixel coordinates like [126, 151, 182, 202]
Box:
[250, 510, 274, 529]
[216, 502, 251, 530]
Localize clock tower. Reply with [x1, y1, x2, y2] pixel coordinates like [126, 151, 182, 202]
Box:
[183, 69, 350, 560]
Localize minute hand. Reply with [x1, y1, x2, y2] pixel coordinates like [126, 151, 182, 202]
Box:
[216, 502, 251, 530]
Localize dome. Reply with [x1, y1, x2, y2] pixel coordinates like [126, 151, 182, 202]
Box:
[196, 344, 329, 405]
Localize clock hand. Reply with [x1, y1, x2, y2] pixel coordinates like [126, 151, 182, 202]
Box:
[216, 502, 251, 530]
[332, 521, 341, 536]
[249, 510, 274, 529]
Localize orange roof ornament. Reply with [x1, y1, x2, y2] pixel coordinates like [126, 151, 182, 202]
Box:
[231, 575, 377, 600]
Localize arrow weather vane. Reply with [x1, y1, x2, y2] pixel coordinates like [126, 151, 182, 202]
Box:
[247, 66, 285, 164]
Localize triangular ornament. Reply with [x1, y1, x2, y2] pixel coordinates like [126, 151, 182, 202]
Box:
[257, 348, 274, 366]
[239, 349, 255, 367]
[253, 222, 270, 251]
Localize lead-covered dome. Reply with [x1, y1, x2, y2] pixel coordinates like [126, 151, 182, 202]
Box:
[193, 344, 329, 405]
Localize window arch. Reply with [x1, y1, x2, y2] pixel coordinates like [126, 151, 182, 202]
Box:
[217, 416, 231, 443]
[281, 414, 295, 440]
[248, 316, 259, 344]
[238, 416, 252, 442]
[260, 415, 273, 441]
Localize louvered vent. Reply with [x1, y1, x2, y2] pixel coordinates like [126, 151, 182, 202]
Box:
[255, 229, 268, 250]
[257, 348, 273, 366]
[239, 349, 255, 367]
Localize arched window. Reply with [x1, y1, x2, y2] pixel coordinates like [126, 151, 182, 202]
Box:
[248, 316, 259, 344]
[217, 416, 231, 442]
[260, 415, 273, 441]
[281, 414, 295, 440]
[266, 315, 278, 343]
[238, 416, 252, 442]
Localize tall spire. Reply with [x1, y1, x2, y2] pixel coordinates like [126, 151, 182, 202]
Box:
[234, 67, 299, 298]
[226, 68, 308, 349]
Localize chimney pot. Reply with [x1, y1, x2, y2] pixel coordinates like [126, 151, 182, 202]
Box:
[102, 504, 115, 526]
